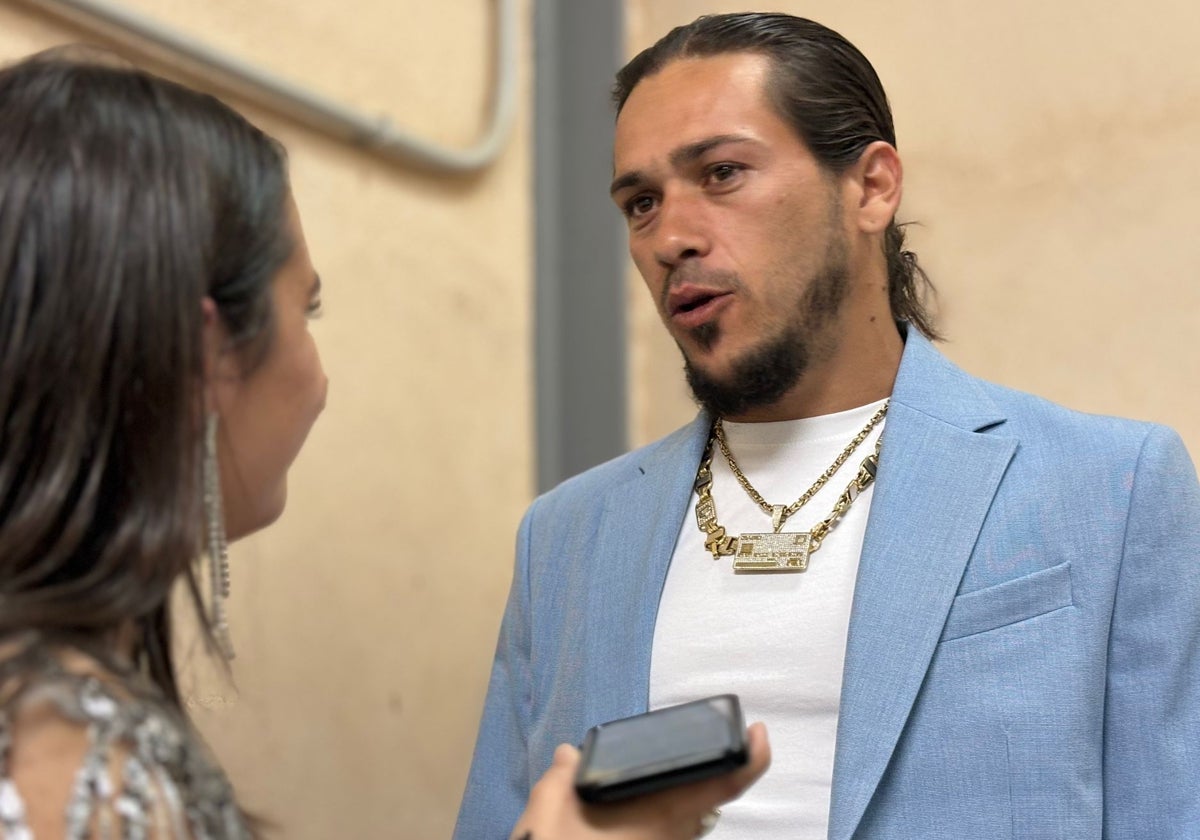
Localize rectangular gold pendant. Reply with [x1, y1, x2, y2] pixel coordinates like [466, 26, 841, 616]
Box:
[732, 532, 812, 573]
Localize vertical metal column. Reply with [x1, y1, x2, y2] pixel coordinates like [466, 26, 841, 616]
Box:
[534, 0, 627, 492]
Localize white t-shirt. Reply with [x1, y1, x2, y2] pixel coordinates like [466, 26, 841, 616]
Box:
[649, 399, 887, 839]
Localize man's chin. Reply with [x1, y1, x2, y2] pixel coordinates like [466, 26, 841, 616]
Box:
[682, 356, 750, 416]
[681, 329, 810, 419]
[682, 320, 722, 352]
[676, 325, 736, 370]
[680, 353, 733, 386]
[679, 344, 737, 385]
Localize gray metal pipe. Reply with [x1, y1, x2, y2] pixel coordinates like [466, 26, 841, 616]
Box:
[12, 0, 518, 173]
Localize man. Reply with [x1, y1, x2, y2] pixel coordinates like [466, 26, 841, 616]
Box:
[456, 13, 1200, 839]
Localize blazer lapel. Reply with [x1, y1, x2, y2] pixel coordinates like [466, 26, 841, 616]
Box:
[582, 413, 711, 724]
[828, 333, 1017, 840]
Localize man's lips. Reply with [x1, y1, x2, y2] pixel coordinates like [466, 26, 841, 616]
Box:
[667, 286, 733, 329]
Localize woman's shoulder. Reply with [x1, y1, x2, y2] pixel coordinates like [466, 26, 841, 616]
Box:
[0, 636, 250, 839]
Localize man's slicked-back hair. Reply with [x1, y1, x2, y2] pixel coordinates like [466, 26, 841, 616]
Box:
[614, 12, 939, 339]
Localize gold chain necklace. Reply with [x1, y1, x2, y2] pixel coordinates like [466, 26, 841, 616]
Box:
[714, 403, 888, 532]
[693, 403, 887, 573]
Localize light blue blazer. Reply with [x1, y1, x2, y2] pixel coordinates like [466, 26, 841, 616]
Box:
[455, 330, 1200, 839]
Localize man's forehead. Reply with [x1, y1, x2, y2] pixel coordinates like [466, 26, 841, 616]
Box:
[613, 53, 780, 169]
[617, 52, 772, 126]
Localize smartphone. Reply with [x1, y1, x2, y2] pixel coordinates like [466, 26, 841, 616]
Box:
[574, 694, 748, 804]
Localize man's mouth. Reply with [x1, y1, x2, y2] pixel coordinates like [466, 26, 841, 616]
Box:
[668, 286, 733, 328]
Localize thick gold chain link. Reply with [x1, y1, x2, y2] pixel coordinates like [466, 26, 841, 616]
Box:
[694, 439, 737, 557]
[806, 438, 881, 553]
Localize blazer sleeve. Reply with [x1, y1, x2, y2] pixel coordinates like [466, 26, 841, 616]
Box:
[452, 501, 538, 840]
[1103, 425, 1200, 836]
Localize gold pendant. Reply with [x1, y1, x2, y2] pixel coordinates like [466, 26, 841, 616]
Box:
[731, 532, 812, 573]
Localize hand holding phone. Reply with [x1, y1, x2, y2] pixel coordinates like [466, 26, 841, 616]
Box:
[510, 717, 769, 840]
[574, 694, 749, 804]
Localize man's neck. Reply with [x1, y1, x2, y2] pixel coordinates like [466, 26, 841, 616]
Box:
[725, 319, 904, 423]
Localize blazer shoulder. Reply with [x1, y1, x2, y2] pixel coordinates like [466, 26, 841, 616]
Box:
[974, 379, 1199, 499]
[897, 330, 1183, 462]
[978, 376, 1173, 457]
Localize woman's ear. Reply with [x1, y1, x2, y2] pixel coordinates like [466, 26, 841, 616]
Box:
[201, 297, 236, 413]
[850, 140, 903, 235]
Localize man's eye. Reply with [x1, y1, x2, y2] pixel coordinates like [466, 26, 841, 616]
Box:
[709, 163, 742, 183]
[626, 195, 656, 217]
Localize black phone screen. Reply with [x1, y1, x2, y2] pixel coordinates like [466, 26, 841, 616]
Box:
[575, 694, 747, 803]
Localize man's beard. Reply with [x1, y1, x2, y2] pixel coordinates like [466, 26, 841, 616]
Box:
[682, 235, 850, 419]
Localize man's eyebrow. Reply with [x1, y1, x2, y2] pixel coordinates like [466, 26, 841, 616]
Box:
[668, 134, 754, 168]
[610, 134, 757, 196]
[609, 170, 646, 197]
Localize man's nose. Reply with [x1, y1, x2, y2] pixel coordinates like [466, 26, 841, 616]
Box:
[652, 192, 711, 267]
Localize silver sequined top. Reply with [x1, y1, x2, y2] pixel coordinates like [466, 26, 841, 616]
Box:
[0, 638, 252, 839]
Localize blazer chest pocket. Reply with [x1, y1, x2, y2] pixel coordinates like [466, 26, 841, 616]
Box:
[939, 561, 1073, 642]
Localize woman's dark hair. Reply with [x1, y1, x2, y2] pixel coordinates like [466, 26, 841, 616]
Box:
[0, 51, 292, 706]
[614, 12, 940, 339]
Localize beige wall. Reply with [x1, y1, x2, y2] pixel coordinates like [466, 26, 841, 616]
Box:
[0, 1, 531, 837]
[627, 1, 1200, 464]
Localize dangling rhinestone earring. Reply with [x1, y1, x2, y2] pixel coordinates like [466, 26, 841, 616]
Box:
[203, 413, 235, 660]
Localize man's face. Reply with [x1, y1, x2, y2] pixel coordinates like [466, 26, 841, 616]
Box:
[611, 52, 854, 417]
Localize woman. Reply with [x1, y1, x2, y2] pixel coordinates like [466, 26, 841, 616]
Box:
[0, 53, 766, 838]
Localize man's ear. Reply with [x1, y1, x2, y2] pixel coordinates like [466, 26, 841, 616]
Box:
[201, 297, 237, 413]
[849, 141, 903, 235]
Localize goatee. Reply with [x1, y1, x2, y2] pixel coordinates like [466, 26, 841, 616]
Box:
[683, 238, 850, 419]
